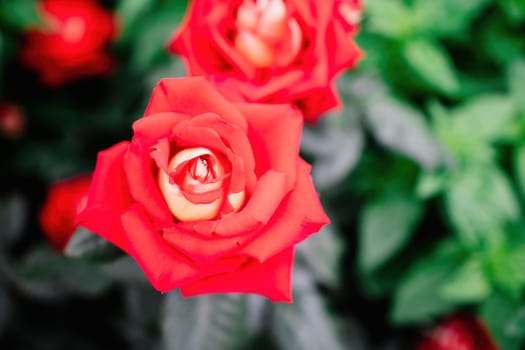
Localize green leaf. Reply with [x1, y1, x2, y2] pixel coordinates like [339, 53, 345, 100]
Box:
[270, 268, 347, 350]
[506, 307, 525, 338]
[365, 0, 413, 38]
[365, 96, 443, 169]
[446, 165, 519, 247]
[162, 292, 251, 350]
[0, 0, 41, 30]
[514, 143, 525, 199]
[116, 0, 155, 43]
[508, 59, 525, 112]
[498, 0, 525, 23]
[412, 0, 490, 37]
[416, 171, 448, 199]
[440, 256, 491, 303]
[64, 227, 122, 262]
[391, 240, 464, 324]
[480, 292, 525, 350]
[296, 225, 344, 287]
[450, 94, 516, 143]
[402, 38, 460, 96]
[358, 193, 423, 272]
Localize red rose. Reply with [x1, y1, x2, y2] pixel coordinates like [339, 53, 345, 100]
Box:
[169, 0, 363, 123]
[20, 0, 116, 85]
[0, 103, 25, 139]
[39, 174, 92, 251]
[416, 314, 499, 350]
[78, 77, 329, 301]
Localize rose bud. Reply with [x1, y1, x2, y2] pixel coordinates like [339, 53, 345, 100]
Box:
[78, 77, 330, 301]
[416, 313, 499, 350]
[169, 0, 363, 123]
[19, 0, 116, 85]
[0, 103, 25, 140]
[39, 174, 92, 251]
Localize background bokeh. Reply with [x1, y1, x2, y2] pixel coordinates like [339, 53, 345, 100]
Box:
[1, 0, 525, 349]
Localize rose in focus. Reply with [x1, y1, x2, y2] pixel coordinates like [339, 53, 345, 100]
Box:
[39, 174, 92, 251]
[79, 77, 329, 301]
[20, 0, 116, 85]
[416, 314, 498, 350]
[169, 0, 363, 123]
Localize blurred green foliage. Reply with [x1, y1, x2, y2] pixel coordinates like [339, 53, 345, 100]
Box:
[1, 0, 525, 349]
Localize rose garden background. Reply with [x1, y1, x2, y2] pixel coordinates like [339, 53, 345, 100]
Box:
[1, 0, 525, 349]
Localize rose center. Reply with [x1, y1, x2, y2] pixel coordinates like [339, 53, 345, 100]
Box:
[234, 0, 302, 68]
[157, 147, 246, 222]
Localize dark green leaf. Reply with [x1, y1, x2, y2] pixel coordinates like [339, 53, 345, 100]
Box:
[302, 111, 364, 190]
[100, 256, 149, 285]
[391, 240, 464, 324]
[270, 268, 347, 350]
[116, 0, 155, 43]
[0, 193, 27, 249]
[506, 307, 525, 337]
[162, 292, 250, 350]
[498, 0, 525, 23]
[0, 0, 41, 30]
[296, 225, 344, 287]
[480, 292, 525, 350]
[358, 193, 423, 272]
[64, 227, 122, 262]
[6, 246, 111, 300]
[402, 38, 460, 96]
[514, 143, 525, 200]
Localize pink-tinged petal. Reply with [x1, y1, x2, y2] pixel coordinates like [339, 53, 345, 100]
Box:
[143, 78, 248, 131]
[237, 103, 302, 189]
[78, 141, 132, 253]
[176, 169, 287, 237]
[132, 112, 190, 146]
[123, 143, 174, 225]
[239, 160, 330, 262]
[180, 247, 295, 302]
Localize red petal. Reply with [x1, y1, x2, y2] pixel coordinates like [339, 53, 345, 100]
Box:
[143, 77, 248, 131]
[237, 103, 302, 190]
[77, 141, 133, 253]
[180, 247, 295, 302]
[239, 160, 330, 262]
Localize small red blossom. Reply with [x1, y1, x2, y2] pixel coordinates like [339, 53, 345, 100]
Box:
[39, 174, 92, 251]
[169, 0, 363, 123]
[417, 314, 499, 350]
[0, 103, 25, 139]
[20, 0, 116, 85]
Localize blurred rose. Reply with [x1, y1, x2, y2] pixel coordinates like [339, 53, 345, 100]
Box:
[79, 77, 329, 301]
[169, 0, 363, 123]
[417, 314, 498, 350]
[0, 103, 25, 139]
[39, 174, 92, 251]
[20, 0, 116, 85]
